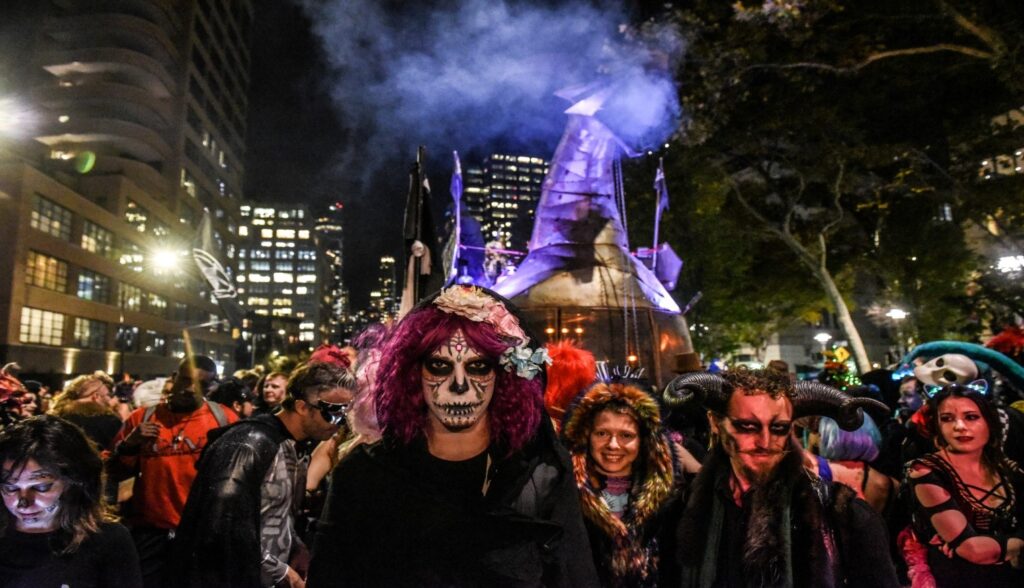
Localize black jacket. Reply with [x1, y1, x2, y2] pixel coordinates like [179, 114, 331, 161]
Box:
[170, 414, 291, 588]
[307, 419, 599, 587]
[675, 446, 900, 588]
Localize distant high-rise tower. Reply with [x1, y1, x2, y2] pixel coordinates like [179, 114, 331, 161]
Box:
[462, 153, 549, 251]
[0, 0, 255, 378]
[314, 202, 348, 343]
[237, 204, 318, 354]
[368, 256, 398, 322]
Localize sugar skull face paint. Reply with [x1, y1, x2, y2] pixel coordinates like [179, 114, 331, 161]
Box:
[421, 330, 496, 431]
[1, 458, 65, 533]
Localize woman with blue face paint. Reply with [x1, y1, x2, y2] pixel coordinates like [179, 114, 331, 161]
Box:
[0, 415, 142, 587]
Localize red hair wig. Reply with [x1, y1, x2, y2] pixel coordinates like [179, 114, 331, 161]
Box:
[544, 340, 596, 425]
[375, 304, 544, 452]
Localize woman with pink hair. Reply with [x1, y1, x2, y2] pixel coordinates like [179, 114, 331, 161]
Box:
[308, 286, 598, 587]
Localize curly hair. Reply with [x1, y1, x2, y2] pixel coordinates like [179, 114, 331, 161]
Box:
[0, 415, 116, 554]
[375, 304, 544, 453]
[719, 368, 794, 400]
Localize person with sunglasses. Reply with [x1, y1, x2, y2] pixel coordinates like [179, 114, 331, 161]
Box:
[170, 360, 355, 588]
[904, 382, 1024, 587]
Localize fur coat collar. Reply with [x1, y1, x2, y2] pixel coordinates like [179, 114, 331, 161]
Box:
[677, 441, 855, 588]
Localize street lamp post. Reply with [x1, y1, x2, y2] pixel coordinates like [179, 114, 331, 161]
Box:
[813, 332, 832, 365]
[886, 308, 909, 358]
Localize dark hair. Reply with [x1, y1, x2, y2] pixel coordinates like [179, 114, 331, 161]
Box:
[719, 368, 793, 402]
[0, 416, 114, 553]
[208, 377, 253, 407]
[924, 384, 1005, 471]
[281, 362, 355, 411]
[178, 355, 217, 375]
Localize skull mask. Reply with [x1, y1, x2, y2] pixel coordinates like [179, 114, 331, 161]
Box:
[913, 354, 979, 387]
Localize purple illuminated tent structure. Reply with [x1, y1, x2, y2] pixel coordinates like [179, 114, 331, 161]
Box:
[494, 83, 694, 385]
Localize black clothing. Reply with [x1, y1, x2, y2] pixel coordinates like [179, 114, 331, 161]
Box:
[53, 402, 123, 450]
[907, 453, 1024, 588]
[171, 414, 292, 588]
[0, 522, 142, 588]
[307, 419, 599, 587]
[676, 446, 900, 588]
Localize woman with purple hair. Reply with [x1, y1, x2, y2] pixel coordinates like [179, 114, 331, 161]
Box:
[307, 286, 599, 587]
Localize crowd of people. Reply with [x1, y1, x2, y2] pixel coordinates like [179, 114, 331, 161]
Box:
[0, 285, 1022, 587]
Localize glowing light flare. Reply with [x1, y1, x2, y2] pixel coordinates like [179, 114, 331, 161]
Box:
[885, 308, 909, 321]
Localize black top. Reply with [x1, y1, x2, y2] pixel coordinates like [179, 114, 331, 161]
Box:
[0, 522, 142, 588]
[308, 420, 600, 588]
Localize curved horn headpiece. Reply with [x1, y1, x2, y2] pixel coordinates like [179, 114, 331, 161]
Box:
[663, 372, 731, 413]
[792, 381, 889, 431]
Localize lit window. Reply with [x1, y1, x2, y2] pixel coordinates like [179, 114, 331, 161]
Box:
[239, 226, 249, 236]
[277, 229, 295, 239]
[249, 273, 271, 283]
[295, 286, 308, 295]
[119, 284, 142, 311]
[20, 307, 65, 346]
[273, 273, 293, 283]
[272, 298, 290, 306]
[296, 274, 316, 284]
[73, 318, 106, 350]
[272, 308, 292, 316]
[81, 221, 114, 257]
[30, 195, 73, 241]
[260, 229, 274, 239]
[25, 251, 68, 292]
[77, 270, 111, 303]
[298, 230, 310, 239]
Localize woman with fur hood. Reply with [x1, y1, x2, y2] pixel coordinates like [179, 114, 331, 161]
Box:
[561, 375, 686, 587]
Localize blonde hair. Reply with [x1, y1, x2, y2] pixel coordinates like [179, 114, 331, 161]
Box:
[48, 372, 112, 414]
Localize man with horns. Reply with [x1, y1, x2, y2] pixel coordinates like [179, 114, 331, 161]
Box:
[307, 286, 599, 587]
[666, 369, 900, 587]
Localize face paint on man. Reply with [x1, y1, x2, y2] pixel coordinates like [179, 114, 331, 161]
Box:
[421, 330, 496, 432]
[711, 391, 794, 489]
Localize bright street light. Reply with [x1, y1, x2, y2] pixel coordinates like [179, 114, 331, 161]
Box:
[885, 308, 909, 321]
[151, 249, 181, 271]
[813, 332, 833, 345]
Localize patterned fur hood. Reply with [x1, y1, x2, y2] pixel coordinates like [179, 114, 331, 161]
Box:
[561, 380, 680, 585]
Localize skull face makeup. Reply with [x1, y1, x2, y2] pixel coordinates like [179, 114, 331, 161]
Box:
[421, 330, 496, 432]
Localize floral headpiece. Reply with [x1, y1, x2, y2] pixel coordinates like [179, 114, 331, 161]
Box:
[433, 286, 551, 380]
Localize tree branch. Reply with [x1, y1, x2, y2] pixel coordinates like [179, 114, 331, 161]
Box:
[743, 44, 993, 76]
[937, 0, 1007, 55]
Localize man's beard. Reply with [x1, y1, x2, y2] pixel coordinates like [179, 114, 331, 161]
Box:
[168, 392, 201, 412]
[720, 431, 791, 487]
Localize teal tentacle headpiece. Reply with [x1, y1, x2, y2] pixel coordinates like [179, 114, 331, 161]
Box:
[901, 341, 1024, 392]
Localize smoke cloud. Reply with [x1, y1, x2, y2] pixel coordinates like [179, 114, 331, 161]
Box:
[295, 0, 683, 192]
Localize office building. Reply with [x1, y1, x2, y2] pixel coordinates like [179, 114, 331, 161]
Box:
[462, 153, 548, 251]
[314, 201, 348, 344]
[236, 204, 318, 356]
[0, 0, 255, 380]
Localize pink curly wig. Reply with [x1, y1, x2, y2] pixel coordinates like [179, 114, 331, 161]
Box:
[375, 305, 544, 453]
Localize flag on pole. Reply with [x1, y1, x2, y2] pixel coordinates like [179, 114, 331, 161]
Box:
[654, 158, 670, 219]
[398, 147, 442, 318]
[192, 211, 245, 329]
[651, 158, 671, 269]
[441, 151, 464, 284]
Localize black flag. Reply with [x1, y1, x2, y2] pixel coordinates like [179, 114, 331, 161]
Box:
[192, 211, 245, 329]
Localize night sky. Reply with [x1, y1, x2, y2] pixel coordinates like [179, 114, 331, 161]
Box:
[243, 1, 660, 309]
